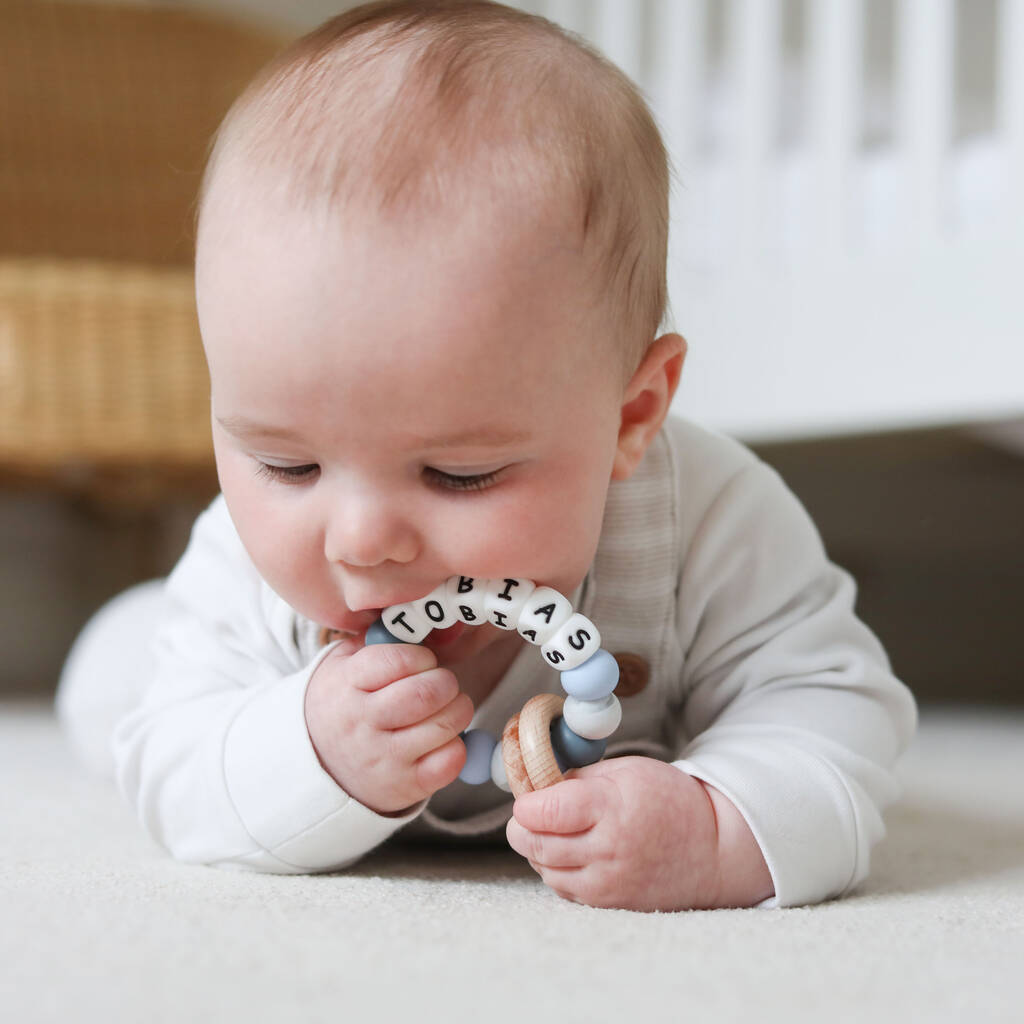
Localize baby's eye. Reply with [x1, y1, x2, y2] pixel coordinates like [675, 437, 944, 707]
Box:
[424, 467, 502, 493]
[254, 462, 320, 484]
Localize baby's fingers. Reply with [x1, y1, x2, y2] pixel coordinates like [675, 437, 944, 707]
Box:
[506, 817, 589, 869]
[370, 667, 461, 730]
[393, 691, 475, 762]
[512, 779, 603, 835]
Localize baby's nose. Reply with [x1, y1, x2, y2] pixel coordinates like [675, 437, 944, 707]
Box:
[323, 491, 419, 568]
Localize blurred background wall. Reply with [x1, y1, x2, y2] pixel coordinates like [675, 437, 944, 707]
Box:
[1, 0, 1021, 703]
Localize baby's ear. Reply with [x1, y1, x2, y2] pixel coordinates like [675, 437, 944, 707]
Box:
[611, 333, 686, 481]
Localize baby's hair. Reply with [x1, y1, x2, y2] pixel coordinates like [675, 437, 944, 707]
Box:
[198, 0, 670, 381]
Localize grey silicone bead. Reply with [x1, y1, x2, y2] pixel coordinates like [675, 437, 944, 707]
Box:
[459, 729, 499, 785]
[550, 716, 607, 771]
[365, 619, 402, 645]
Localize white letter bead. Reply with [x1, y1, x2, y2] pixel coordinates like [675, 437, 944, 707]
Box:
[517, 586, 574, 646]
[381, 602, 432, 644]
[483, 577, 536, 631]
[445, 575, 487, 626]
[562, 694, 622, 740]
[540, 613, 601, 671]
[413, 583, 457, 630]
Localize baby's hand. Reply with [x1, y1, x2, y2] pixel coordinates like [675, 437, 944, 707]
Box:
[305, 639, 474, 816]
[506, 755, 773, 911]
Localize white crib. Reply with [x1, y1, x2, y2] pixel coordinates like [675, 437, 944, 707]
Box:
[517, 0, 1024, 441]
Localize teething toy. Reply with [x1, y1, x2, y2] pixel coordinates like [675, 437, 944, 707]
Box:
[367, 576, 621, 797]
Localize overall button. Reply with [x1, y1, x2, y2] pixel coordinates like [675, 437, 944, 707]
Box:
[612, 652, 650, 697]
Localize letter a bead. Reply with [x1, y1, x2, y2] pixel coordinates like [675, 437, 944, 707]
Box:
[540, 613, 601, 671]
[516, 586, 573, 646]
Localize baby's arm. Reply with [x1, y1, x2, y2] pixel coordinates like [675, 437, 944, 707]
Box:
[671, 460, 918, 907]
[509, 457, 915, 911]
[112, 499, 431, 872]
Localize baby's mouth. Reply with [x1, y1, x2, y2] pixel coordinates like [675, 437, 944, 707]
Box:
[421, 621, 466, 650]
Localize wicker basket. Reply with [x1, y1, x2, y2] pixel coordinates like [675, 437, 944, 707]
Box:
[0, 1, 286, 498]
[0, 258, 211, 471]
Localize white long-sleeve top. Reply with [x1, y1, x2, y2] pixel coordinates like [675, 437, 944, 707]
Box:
[113, 414, 917, 906]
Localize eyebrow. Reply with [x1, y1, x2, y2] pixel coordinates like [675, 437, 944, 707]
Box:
[215, 415, 306, 442]
[414, 427, 532, 450]
[217, 415, 529, 450]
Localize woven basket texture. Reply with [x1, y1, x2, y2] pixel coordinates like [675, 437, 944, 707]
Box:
[0, 1, 285, 480]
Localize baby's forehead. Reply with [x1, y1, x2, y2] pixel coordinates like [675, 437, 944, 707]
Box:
[199, 19, 601, 230]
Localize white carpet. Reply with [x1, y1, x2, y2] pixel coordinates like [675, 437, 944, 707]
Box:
[1, 701, 1021, 1024]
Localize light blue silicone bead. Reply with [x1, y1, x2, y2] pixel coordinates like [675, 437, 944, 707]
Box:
[550, 717, 607, 772]
[459, 729, 498, 785]
[365, 619, 402, 646]
[559, 648, 619, 701]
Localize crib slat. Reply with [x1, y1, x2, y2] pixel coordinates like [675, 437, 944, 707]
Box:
[542, 0, 588, 36]
[997, 0, 1024, 226]
[728, 0, 783, 260]
[896, 0, 954, 240]
[808, 0, 862, 252]
[591, 0, 644, 85]
[649, 0, 706, 169]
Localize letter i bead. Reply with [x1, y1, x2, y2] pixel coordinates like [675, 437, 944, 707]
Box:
[483, 577, 536, 631]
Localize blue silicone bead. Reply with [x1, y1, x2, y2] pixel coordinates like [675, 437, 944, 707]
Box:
[550, 716, 607, 772]
[559, 648, 619, 701]
[459, 729, 498, 785]
[365, 619, 402, 645]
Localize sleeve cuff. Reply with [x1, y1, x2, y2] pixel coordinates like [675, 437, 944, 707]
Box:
[222, 645, 424, 872]
[673, 726, 887, 908]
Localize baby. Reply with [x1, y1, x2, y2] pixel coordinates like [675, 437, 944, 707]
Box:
[57, 0, 916, 911]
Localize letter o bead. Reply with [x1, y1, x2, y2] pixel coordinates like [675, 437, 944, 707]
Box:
[540, 613, 601, 671]
[414, 583, 457, 630]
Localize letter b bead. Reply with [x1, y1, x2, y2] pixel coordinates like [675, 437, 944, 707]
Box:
[445, 575, 486, 625]
[540, 613, 601, 671]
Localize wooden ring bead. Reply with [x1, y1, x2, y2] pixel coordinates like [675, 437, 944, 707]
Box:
[500, 713, 534, 797]
[516, 693, 566, 794]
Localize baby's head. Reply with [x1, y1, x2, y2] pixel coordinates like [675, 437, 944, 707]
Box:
[195, 0, 685, 658]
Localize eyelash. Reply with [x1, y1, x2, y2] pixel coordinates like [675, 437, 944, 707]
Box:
[424, 467, 501, 492]
[254, 462, 319, 484]
[253, 462, 501, 492]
